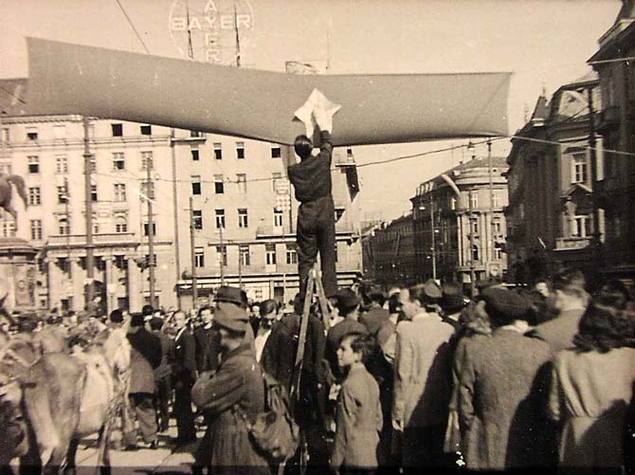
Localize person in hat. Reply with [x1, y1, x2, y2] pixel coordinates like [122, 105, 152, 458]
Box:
[392, 283, 455, 469]
[359, 291, 389, 336]
[214, 286, 256, 351]
[325, 288, 368, 383]
[191, 304, 269, 474]
[124, 313, 162, 449]
[288, 105, 338, 301]
[149, 315, 175, 433]
[440, 283, 466, 329]
[458, 287, 556, 470]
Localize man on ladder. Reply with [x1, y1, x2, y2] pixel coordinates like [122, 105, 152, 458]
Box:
[288, 92, 340, 301]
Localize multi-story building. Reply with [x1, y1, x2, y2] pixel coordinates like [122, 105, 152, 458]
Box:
[411, 156, 509, 288]
[589, 0, 635, 284]
[505, 73, 603, 284]
[171, 133, 362, 307]
[361, 213, 416, 289]
[0, 112, 362, 312]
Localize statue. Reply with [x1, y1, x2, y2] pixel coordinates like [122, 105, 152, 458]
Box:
[0, 174, 28, 227]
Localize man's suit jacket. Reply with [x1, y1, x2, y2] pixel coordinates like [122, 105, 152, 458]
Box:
[173, 327, 197, 380]
[194, 325, 220, 373]
[127, 327, 162, 394]
[153, 330, 175, 381]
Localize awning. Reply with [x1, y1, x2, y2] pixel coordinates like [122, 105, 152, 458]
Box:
[17, 37, 510, 146]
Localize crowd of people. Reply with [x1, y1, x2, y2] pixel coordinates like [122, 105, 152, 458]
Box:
[1, 269, 634, 474]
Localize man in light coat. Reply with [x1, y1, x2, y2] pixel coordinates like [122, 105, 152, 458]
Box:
[393, 282, 455, 468]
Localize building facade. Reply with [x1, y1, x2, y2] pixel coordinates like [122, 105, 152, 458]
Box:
[0, 115, 362, 313]
[505, 73, 604, 284]
[361, 213, 416, 289]
[411, 156, 509, 288]
[589, 0, 635, 284]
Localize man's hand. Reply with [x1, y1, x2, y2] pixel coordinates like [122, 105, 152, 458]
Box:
[313, 106, 332, 134]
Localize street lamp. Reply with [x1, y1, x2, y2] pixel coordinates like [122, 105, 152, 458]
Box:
[419, 199, 437, 280]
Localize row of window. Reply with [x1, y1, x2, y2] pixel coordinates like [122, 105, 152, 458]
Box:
[193, 243, 298, 268]
[194, 208, 286, 230]
[190, 143, 281, 161]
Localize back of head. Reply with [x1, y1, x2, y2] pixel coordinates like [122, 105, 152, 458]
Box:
[408, 281, 442, 307]
[594, 279, 631, 311]
[109, 308, 124, 324]
[149, 316, 164, 331]
[130, 313, 145, 328]
[369, 291, 386, 307]
[388, 293, 401, 314]
[441, 282, 465, 315]
[141, 304, 154, 317]
[294, 135, 312, 160]
[480, 287, 531, 327]
[574, 302, 635, 352]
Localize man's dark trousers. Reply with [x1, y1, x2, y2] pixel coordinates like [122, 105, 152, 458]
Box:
[297, 195, 337, 298]
[173, 372, 196, 442]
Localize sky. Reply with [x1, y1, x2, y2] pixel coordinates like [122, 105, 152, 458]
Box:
[0, 0, 620, 221]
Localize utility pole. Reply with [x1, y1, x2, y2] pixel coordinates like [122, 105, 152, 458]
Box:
[429, 195, 437, 280]
[487, 139, 494, 276]
[219, 224, 225, 285]
[147, 163, 156, 308]
[189, 196, 197, 306]
[238, 244, 243, 288]
[587, 87, 602, 264]
[233, 1, 241, 67]
[83, 116, 95, 308]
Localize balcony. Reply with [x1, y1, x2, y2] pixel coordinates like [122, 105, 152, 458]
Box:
[46, 232, 138, 248]
[555, 236, 592, 251]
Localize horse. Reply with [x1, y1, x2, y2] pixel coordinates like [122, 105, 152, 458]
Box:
[0, 321, 131, 474]
[0, 174, 28, 225]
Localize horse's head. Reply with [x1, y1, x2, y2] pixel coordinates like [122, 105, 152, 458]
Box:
[91, 327, 130, 377]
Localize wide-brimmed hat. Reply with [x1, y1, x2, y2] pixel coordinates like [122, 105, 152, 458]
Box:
[214, 286, 245, 306]
[441, 283, 465, 314]
[335, 288, 361, 309]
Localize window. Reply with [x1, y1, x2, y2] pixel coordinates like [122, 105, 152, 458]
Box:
[55, 155, 68, 174]
[469, 191, 478, 208]
[236, 141, 245, 159]
[141, 151, 153, 170]
[572, 215, 591, 238]
[190, 130, 203, 137]
[1, 220, 15, 237]
[92, 218, 100, 235]
[274, 208, 284, 227]
[89, 156, 96, 172]
[271, 145, 281, 158]
[236, 173, 247, 193]
[472, 244, 480, 262]
[114, 183, 127, 202]
[145, 254, 158, 267]
[113, 152, 125, 170]
[141, 180, 155, 200]
[572, 153, 588, 184]
[111, 123, 123, 137]
[30, 219, 42, 240]
[53, 125, 66, 139]
[214, 175, 224, 194]
[492, 219, 502, 234]
[216, 245, 227, 266]
[26, 127, 38, 141]
[239, 245, 250, 266]
[494, 247, 503, 260]
[470, 219, 479, 234]
[28, 155, 39, 173]
[334, 208, 345, 222]
[214, 142, 223, 160]
[140, 125, 152, 135]
[57, 185, 69, 204]
[238, 208, 248, 228]
[1, 127, 9, 144]
[272, 172, 283, 192]
[266, 243, 277, 265]
[191, 148, 200, 161]
[91, 184, 98, 202]
[215, 209, 225, 229]
[195, 248, 205, 268]
[115, 255, 128, 270]
[115, 216, 128, 233]
[192, 175, 202, 195]
[286, 244, 297, 265]
[492, 191, 500, 208]
[58, 217, 70, 235]
[0, 163, 12, 175]
[193, 210, 203, 229]
[28, 187, 41, 205]
[143, 222, 157, 236]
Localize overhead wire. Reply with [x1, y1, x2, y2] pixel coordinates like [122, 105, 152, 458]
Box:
[113, 0, 151, 54]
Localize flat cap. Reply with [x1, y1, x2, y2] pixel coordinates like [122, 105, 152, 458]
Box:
[214, 302, 249, 333]
[422, 279, 443, 300]
[441, 283, 466, 314]
[480, 287, 530, 323]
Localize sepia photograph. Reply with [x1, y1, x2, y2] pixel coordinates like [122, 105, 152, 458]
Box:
[0, 0, 633, 473]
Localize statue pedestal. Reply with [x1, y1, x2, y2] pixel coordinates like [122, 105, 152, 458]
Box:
[0, 238, 37, 313]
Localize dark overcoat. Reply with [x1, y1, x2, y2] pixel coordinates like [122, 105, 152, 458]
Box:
[191, 343, 269, 474]
[127, 327, 162, 394]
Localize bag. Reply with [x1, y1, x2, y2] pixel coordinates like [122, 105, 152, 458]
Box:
[238, 372, 300, 464]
